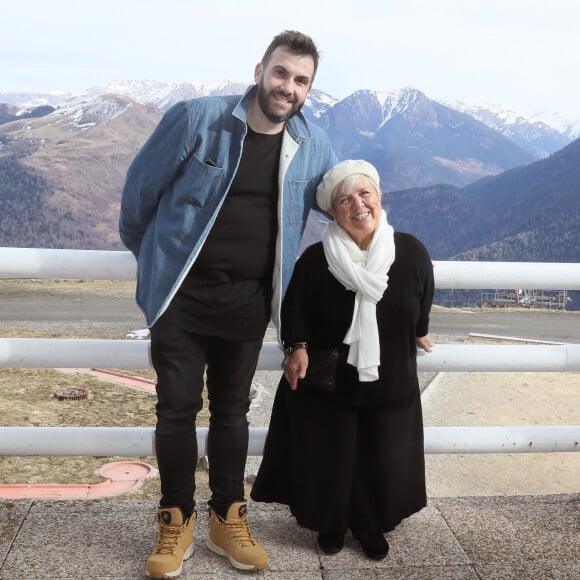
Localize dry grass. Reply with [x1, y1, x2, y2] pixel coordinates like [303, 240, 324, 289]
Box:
[0, 279, 214, 501]
[0, 369, 158, 493]
[0, 278, 136, 298]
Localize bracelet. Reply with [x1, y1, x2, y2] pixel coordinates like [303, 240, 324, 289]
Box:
[284, 342, 308, 356]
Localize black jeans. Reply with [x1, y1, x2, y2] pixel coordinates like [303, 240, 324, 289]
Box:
[150, 296, 263, 516]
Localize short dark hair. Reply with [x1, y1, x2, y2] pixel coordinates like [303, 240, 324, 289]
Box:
[261, 30, 320, 81]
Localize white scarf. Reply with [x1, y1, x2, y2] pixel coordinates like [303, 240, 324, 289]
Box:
[322, 210, 395, 382]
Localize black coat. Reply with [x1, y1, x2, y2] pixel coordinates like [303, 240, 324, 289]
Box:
[251, 232, 435, 534]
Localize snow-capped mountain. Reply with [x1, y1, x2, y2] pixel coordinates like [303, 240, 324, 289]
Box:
[528, 108, 580, 142]
[314, 87, 536, 190]
[86, 78, 249, 110]
[0, 93, 149, 133]
[0, 90, 77, 110]
[51, 94, 135, 130]
[2, 79, 576, 156]
[379, 86, 429, 126]
[445, 100, 572, 158]
[303, 89, 338, 120]
[0, 79, 248, 116]
[2, 81, 572, 193]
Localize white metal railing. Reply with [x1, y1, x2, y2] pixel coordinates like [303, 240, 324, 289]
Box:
[1, 338, 580, 372]
[1, 247, 579, 456]
[2, 247, 580, 289]
[1, 425, 577, 456]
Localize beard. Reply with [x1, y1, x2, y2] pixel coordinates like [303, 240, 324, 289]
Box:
[256, 80, 304, 124]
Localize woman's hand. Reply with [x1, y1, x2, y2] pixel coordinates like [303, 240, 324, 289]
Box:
[283, 349, 309, 391]
[416, 335, 434, 353]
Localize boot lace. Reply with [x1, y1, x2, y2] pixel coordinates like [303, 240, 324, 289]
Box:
[153, 524, 183, 555]
[223, 516, 257, 547]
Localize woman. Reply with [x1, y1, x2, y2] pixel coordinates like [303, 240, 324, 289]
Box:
[251, 159, 434, 560]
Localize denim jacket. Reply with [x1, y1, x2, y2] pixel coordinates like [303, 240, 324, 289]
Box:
[119, 86, 337, 335]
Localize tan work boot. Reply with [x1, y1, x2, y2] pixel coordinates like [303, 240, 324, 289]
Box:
[207, 502, 268, 571]
[146, 507, 195, 579]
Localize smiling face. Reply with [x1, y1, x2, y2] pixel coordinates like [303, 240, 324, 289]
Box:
[252, 46, 314, 128]
[328, 175, 383, 249]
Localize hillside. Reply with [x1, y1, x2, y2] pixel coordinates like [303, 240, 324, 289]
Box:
[0, 156, 81, 248]
[459, 137, 580, 262]
[0, 96, 162, 249]
[377, 138, 579, 263]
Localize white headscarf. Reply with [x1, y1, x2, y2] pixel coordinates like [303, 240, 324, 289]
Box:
[322, 209, 395, 382]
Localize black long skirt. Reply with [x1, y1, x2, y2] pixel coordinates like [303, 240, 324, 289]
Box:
[251, 377, 427, 534]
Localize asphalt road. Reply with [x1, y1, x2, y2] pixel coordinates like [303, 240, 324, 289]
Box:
[1, 295, 147, 325]
[429, 308, 579, 343]
[0, 295, 578, 343]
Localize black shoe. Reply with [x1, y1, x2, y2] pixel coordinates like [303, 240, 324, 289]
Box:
[355, 532, 389, 560]
[317, 532, 345, 555]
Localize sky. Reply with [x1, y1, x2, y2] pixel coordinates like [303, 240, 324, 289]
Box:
[3, 0, 580, 121]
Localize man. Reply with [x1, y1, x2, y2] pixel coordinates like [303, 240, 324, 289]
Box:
[119, 30, 337, 578]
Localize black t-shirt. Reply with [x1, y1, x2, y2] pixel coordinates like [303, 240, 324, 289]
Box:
[180, 127, 283, 339]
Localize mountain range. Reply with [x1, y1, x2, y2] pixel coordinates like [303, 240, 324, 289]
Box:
[0, 80, 578, 302]
[300, 136, 579, 261]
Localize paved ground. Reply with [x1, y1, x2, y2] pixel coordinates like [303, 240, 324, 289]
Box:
[1, 494, 578, 579]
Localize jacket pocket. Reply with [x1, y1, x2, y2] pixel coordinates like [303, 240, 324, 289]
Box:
[174, 154, 224, 210]
[286, 177, 318, 225]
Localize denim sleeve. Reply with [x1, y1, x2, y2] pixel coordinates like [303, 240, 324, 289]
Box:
[119, 100, 194, 256]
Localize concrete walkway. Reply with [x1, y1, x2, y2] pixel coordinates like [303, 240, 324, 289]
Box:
[1, 494, 578, 579]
